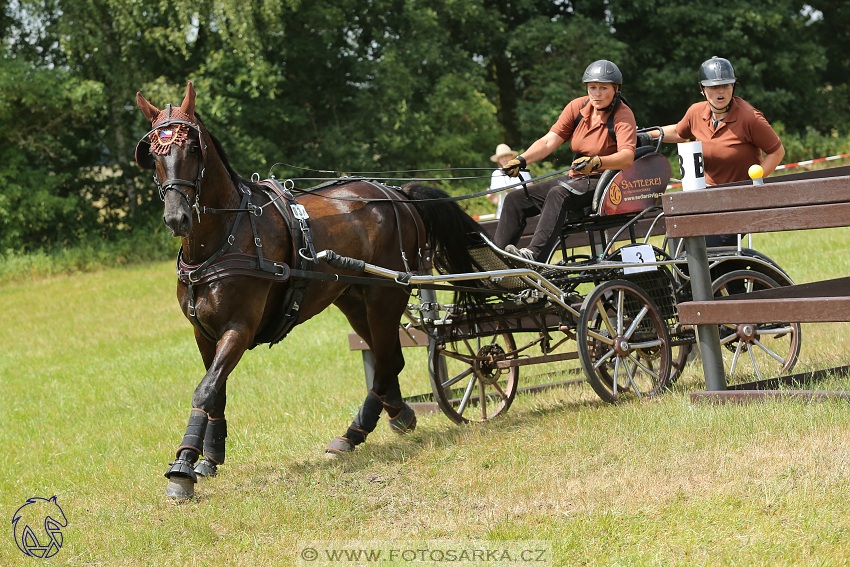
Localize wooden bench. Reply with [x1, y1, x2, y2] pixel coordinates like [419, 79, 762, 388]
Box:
[664, 168, 850, 394]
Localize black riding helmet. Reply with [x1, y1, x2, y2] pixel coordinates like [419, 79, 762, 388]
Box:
[699, 56, 736, 87]
[582, 60, 623, 87]
[699, 56, 736, 113]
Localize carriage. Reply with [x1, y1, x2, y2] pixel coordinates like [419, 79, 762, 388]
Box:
[333, 128, 802, 424]
[136, 82, 802, 499]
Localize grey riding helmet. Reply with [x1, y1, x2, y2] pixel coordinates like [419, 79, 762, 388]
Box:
[582, 60, 623, 86]
[699, 56, 736, 86]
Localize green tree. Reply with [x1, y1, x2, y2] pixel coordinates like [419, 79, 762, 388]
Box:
[606, 0, 827, 132]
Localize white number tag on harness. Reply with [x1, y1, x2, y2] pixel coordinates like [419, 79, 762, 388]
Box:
[621, 244, 657, 274]
[290, 204, 309, 220]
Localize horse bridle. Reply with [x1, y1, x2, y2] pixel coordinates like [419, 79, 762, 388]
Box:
[135, 104, 207, 219]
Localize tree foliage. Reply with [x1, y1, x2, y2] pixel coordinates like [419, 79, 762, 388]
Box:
[1, 0, 847, 250]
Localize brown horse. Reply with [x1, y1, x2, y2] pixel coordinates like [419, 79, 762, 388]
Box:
[136, 82, 481, 499]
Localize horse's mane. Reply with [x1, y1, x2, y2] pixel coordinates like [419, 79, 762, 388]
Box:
[195, 112, 263, 193]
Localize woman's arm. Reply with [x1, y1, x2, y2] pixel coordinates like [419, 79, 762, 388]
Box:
[654, 124, 687, 143]
[761, 143, 785, 176]
[520, 131, 566, 165]
[598, 148, 635, 171]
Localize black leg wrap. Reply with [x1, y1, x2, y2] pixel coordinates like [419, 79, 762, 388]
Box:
[382, 396, 404, 419]
[349, 390, 385, 437]
[387, 402, 417, 434]
[344, 427, 368, 446]
[203, 418, 227, 465]
[175, 409, 208, 461]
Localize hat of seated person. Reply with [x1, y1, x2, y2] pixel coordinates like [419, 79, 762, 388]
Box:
[490, 143, 518, 162]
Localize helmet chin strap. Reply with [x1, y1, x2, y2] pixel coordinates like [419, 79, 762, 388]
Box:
[591, 88, 621, 113]
[701, 84, 734, 115]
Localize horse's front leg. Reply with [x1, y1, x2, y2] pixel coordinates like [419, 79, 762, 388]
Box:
[165, 328, 249, 500]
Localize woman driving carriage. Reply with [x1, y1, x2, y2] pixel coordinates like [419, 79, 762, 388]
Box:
[651, 56, 785, 247]
[495, 59, 637, 262]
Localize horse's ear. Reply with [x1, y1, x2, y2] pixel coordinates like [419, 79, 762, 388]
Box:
[180, 81, 196, 119]
[136, 92, 160, 123]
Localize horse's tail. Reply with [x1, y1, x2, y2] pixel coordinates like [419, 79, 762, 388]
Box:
[402, 183, 482, 277]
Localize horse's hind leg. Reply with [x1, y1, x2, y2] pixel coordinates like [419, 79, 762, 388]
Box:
[326, 289, 415, 456]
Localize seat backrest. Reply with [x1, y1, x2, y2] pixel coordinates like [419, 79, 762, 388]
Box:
[595, 153, 672, 216]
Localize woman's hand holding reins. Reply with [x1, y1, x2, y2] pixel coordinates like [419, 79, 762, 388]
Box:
[501, 155, 526, 177]
[571, 155, 602, 175]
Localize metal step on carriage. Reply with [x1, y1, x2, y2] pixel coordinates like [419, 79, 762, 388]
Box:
[331, 129, 802, 424]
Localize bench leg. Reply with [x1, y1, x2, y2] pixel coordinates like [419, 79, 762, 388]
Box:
[684, 236, 727, 391]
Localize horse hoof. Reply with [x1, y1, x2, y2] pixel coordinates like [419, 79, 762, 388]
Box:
[325, 436, 355, 458]
[388, 403, 417, 434]
[165, 476, 195, 500]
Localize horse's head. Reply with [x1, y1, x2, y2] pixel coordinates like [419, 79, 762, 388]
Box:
[136, 82, 207, 237]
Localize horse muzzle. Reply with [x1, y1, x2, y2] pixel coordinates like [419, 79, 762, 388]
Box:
[163, 187, 193, 237]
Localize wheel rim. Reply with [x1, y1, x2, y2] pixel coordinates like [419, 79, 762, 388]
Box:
[712, 270, 801, 383]
[578, 280, 671, 403]
[669, 343, 692, 384]
[429, 329, 519, 424]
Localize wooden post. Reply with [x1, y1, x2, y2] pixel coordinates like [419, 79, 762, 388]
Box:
[683, 236, 727, 391]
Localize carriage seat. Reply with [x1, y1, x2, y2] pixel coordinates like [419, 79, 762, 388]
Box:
[560, 145, 672, 222]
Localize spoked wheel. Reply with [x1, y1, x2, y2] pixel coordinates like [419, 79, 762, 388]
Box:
[712, 270, 802, 382]
[578, 280, 672, 403]
[428, 329, 519, 424]
[669, 342, 693, 385]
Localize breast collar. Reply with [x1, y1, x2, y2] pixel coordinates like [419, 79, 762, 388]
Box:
[176, 179, 317, 346]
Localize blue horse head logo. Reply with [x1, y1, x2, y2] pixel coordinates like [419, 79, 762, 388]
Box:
[11, 496, 68, 558]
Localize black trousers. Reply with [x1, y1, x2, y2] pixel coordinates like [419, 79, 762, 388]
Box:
[494, 177, 597, 262]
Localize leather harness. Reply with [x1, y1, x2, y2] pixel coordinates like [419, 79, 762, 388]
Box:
[176, 178, 428, 349]
[176, 179, 314, 348]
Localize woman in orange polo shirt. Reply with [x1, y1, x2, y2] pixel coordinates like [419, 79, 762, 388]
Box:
[496, 60, 637, 262]
[655, 56, 785, 246]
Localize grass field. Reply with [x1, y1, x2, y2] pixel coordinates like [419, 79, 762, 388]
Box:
[1, 227, 850, 566]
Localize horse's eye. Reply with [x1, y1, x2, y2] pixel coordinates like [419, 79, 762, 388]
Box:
[188, 145, 199, 154]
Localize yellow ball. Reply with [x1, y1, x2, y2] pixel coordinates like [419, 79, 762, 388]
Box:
[748, 164, 764, 179]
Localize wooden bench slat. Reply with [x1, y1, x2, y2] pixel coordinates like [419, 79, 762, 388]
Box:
[663, 176, 850, 217]
[665, 202, 850, 237]
[716, 277, 850, 301]
[678, 296, 850, 324]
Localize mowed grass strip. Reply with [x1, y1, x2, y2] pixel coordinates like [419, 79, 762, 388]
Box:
[0, 227, 849, 566]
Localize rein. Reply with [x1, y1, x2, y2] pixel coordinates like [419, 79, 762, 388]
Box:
[272, 165, 581, 205]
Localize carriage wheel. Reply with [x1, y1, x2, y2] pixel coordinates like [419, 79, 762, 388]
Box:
[668, 343, 694, 385]
[428, 329, 519, 425]
[578, 280, 672, 403]
[711, 270, 801, 383]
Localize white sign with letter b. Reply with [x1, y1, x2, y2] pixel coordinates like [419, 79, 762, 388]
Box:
[677, 141, 706, 191]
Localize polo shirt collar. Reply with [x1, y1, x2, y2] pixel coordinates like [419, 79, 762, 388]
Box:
[701, 96, 739, 130]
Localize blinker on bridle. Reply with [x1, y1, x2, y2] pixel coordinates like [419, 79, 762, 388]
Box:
[135, 103, 208, 221]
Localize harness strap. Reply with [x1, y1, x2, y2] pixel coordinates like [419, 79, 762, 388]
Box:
[252, 179, 314, 347]
[364, 181, 413, 273]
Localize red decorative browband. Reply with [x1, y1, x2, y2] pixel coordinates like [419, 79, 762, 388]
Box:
[149, 106, 194, 155]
